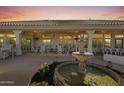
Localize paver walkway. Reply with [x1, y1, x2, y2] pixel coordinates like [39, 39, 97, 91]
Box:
[0, 53, 72, 86]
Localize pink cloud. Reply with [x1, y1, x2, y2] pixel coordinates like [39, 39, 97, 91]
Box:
[0, 6, 124, 21]
[0, 7, 25, 21]
[111, 7, 124, 13]
[101, 7, 124, 17]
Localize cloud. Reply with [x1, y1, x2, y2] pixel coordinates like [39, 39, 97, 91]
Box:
[100, 7, 124, 20]
[111, 7, 124, 13]
[0, 7, 25, 21]
[0, 6, 124, 21]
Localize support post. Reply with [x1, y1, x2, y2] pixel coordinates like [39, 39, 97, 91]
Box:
[86, 30, 95, 53]
[14, 31, 22, 55]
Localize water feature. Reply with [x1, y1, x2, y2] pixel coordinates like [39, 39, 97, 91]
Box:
[54, 62, 119, 86]
[53, 39, 122, 86]
[29, 39, 123, 86]
[29, 60, 123, 86]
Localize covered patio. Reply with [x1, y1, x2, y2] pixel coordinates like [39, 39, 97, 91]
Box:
[0, 20, 124, 85]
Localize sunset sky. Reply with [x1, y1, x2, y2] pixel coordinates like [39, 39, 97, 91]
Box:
[0, 6, 124, 21]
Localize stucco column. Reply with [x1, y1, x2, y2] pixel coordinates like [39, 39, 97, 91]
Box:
[111, 33, 115, 48]
[14, 31, 22, 55]
[86, 30, 95, 53]
[79, 33, 84, 52]
[31, 37, 34, 51]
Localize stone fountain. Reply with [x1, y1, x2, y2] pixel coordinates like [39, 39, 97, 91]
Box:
[72, 39, 93, 74]
[29, 38, 123, 86]
[53, 39, 122, 86]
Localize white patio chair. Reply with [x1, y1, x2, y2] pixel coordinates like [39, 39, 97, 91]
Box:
[120, 49, 124, 56]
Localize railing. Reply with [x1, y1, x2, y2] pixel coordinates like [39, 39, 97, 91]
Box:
[103, 48, 124, 56]
[0, 46, 16, 60]
[103, 48, 124, 65]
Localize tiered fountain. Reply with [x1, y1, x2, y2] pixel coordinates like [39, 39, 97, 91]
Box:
[53, 39, 122, 86]
[30, 39, 123, 86]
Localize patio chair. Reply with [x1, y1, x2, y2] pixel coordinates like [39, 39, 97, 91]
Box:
[57, 44, 62, 54]
[104, 48, 111, 54]
[39, 45, 46, 54]
[111, 48, 116, 55]
[1, 46, 11, 60]
[120, 49, 124, 56]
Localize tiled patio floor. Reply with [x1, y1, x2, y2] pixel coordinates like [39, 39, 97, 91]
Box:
[0, 53, 123, 86]
[0, 53, 73, 86]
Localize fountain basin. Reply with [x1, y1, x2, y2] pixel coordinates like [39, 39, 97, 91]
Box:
[29, 61, 123, 86]
[54, 62, 122, 86]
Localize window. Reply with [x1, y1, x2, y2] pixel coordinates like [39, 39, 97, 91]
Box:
[104, 39, 111, 47]
[78, 35, 81, 38]
[104, 34, 111, 38]
[0, 39, 3, 43]
[78, 34, 84, 39]
[0, 34, 4, 37]
[43, 39, 51, 43]
[115, 39, 123, 48]
[10, 38, 16, 46]
[59, 36, 63, 39]
[7, 34, 15, 38]
[93, 34, 103, 38]
[84, 34, 88, 39]
[64, 36, 72, 39]
[115, 34, 123, 38]
[104, 34, 111, 48]
[0, 38, 3, 47]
